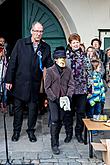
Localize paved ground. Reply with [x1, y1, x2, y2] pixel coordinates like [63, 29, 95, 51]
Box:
[0, 89, 110, 165]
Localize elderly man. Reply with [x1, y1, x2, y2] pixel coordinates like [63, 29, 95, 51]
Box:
[5, 22, 53, 142]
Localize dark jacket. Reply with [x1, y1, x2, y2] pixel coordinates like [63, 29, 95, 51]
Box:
[5, 37, 53, 102]
[44, 64, 74, 101]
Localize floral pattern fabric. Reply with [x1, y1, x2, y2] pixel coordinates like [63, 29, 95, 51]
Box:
[66, 47, 92, 94]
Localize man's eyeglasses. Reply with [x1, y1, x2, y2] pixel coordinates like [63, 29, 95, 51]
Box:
[32, 29, 43, 33]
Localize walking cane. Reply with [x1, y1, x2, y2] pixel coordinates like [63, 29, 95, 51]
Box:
[3, 110, 12, 165]
[1, 89, 12, 165]
[0, 51, 12, 165]
[0, 86, 12, 165]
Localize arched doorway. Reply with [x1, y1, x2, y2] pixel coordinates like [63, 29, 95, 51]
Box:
[0, 0, 22, 52]
[0, 0, 67, 54]
[22, 0, 67, 53]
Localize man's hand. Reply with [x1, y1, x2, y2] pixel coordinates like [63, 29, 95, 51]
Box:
[6, 83, 12, 90]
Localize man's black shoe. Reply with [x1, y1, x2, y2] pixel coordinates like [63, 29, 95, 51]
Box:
[64, 135, 72, 143]
[75, 135, 84, 143]
[11, 132, 20, 142]
[52, 146, 60, 155]
[27, 132, 37, 142]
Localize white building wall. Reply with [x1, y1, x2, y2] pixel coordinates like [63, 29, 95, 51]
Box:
[60, 0, 110, 48]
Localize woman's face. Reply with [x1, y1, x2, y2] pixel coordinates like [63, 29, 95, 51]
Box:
[70, 39, 80, 50]
[92, 41, 100, 49]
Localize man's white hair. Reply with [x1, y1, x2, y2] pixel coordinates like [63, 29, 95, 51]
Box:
[31, 22, 43, 29]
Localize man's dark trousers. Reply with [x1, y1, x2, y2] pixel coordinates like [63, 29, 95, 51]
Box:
[13, 97, 38, 133]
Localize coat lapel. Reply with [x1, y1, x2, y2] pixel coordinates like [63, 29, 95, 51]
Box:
[52, 64, 68, 77]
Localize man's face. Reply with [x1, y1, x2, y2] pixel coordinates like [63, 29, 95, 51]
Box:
[31, 23, 43, 43]
[70, 39, 80, 50]
[55, 58, 66, 67]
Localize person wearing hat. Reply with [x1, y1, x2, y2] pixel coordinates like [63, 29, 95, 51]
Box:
[44, 48, 74, 155]
[91, 38, 105, 65]
[87, 57, 105, 120]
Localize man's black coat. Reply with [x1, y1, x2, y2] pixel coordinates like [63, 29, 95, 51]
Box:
[5, 37, 53, 102]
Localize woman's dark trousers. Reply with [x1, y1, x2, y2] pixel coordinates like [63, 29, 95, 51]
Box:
[72, 94, 87, 137]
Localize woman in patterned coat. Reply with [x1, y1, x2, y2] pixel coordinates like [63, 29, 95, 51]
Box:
[66, 33, 92, 143]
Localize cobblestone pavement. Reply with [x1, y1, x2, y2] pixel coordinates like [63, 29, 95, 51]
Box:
[0, 77, 110, 165]
[0, 110, 110, 165]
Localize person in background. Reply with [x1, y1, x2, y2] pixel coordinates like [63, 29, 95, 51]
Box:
[105, 47, 110, 88]
[0, 36, 14, 115]
[0, 37, 5, 46]
[0, 37, 8, 60]
[80, 43, 86, 53]
[91, 38, 105, 66]
[66, 33, 92, 143]
[87, 58, 105, 118]
[0, 42, 8, 113]
[86, 46, 96, 59]
[44, 48, 74, 154]
[86, 46, 105, 77]
[86, 46, 106, 114]
[0, 37, 8, 89]
[0, 36, 10, 62]
[5, 21, 53, 142]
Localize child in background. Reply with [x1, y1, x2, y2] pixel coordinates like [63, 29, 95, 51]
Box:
[105, 47, 110, 88]
[87, 58, 105, 120]
[86, 50, 105, 113]
[80, 43, 86, 52]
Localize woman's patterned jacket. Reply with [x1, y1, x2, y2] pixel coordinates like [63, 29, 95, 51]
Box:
[66, 45, 93, 94]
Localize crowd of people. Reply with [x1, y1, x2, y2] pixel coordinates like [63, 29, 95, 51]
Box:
[0, 21, 110, 155]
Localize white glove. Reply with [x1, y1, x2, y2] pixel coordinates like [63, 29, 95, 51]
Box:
[60, 96, 71, 111]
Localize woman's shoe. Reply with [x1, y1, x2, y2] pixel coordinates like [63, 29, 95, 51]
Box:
[75, 135, 84, 143]
[64, 135, 72, 143]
